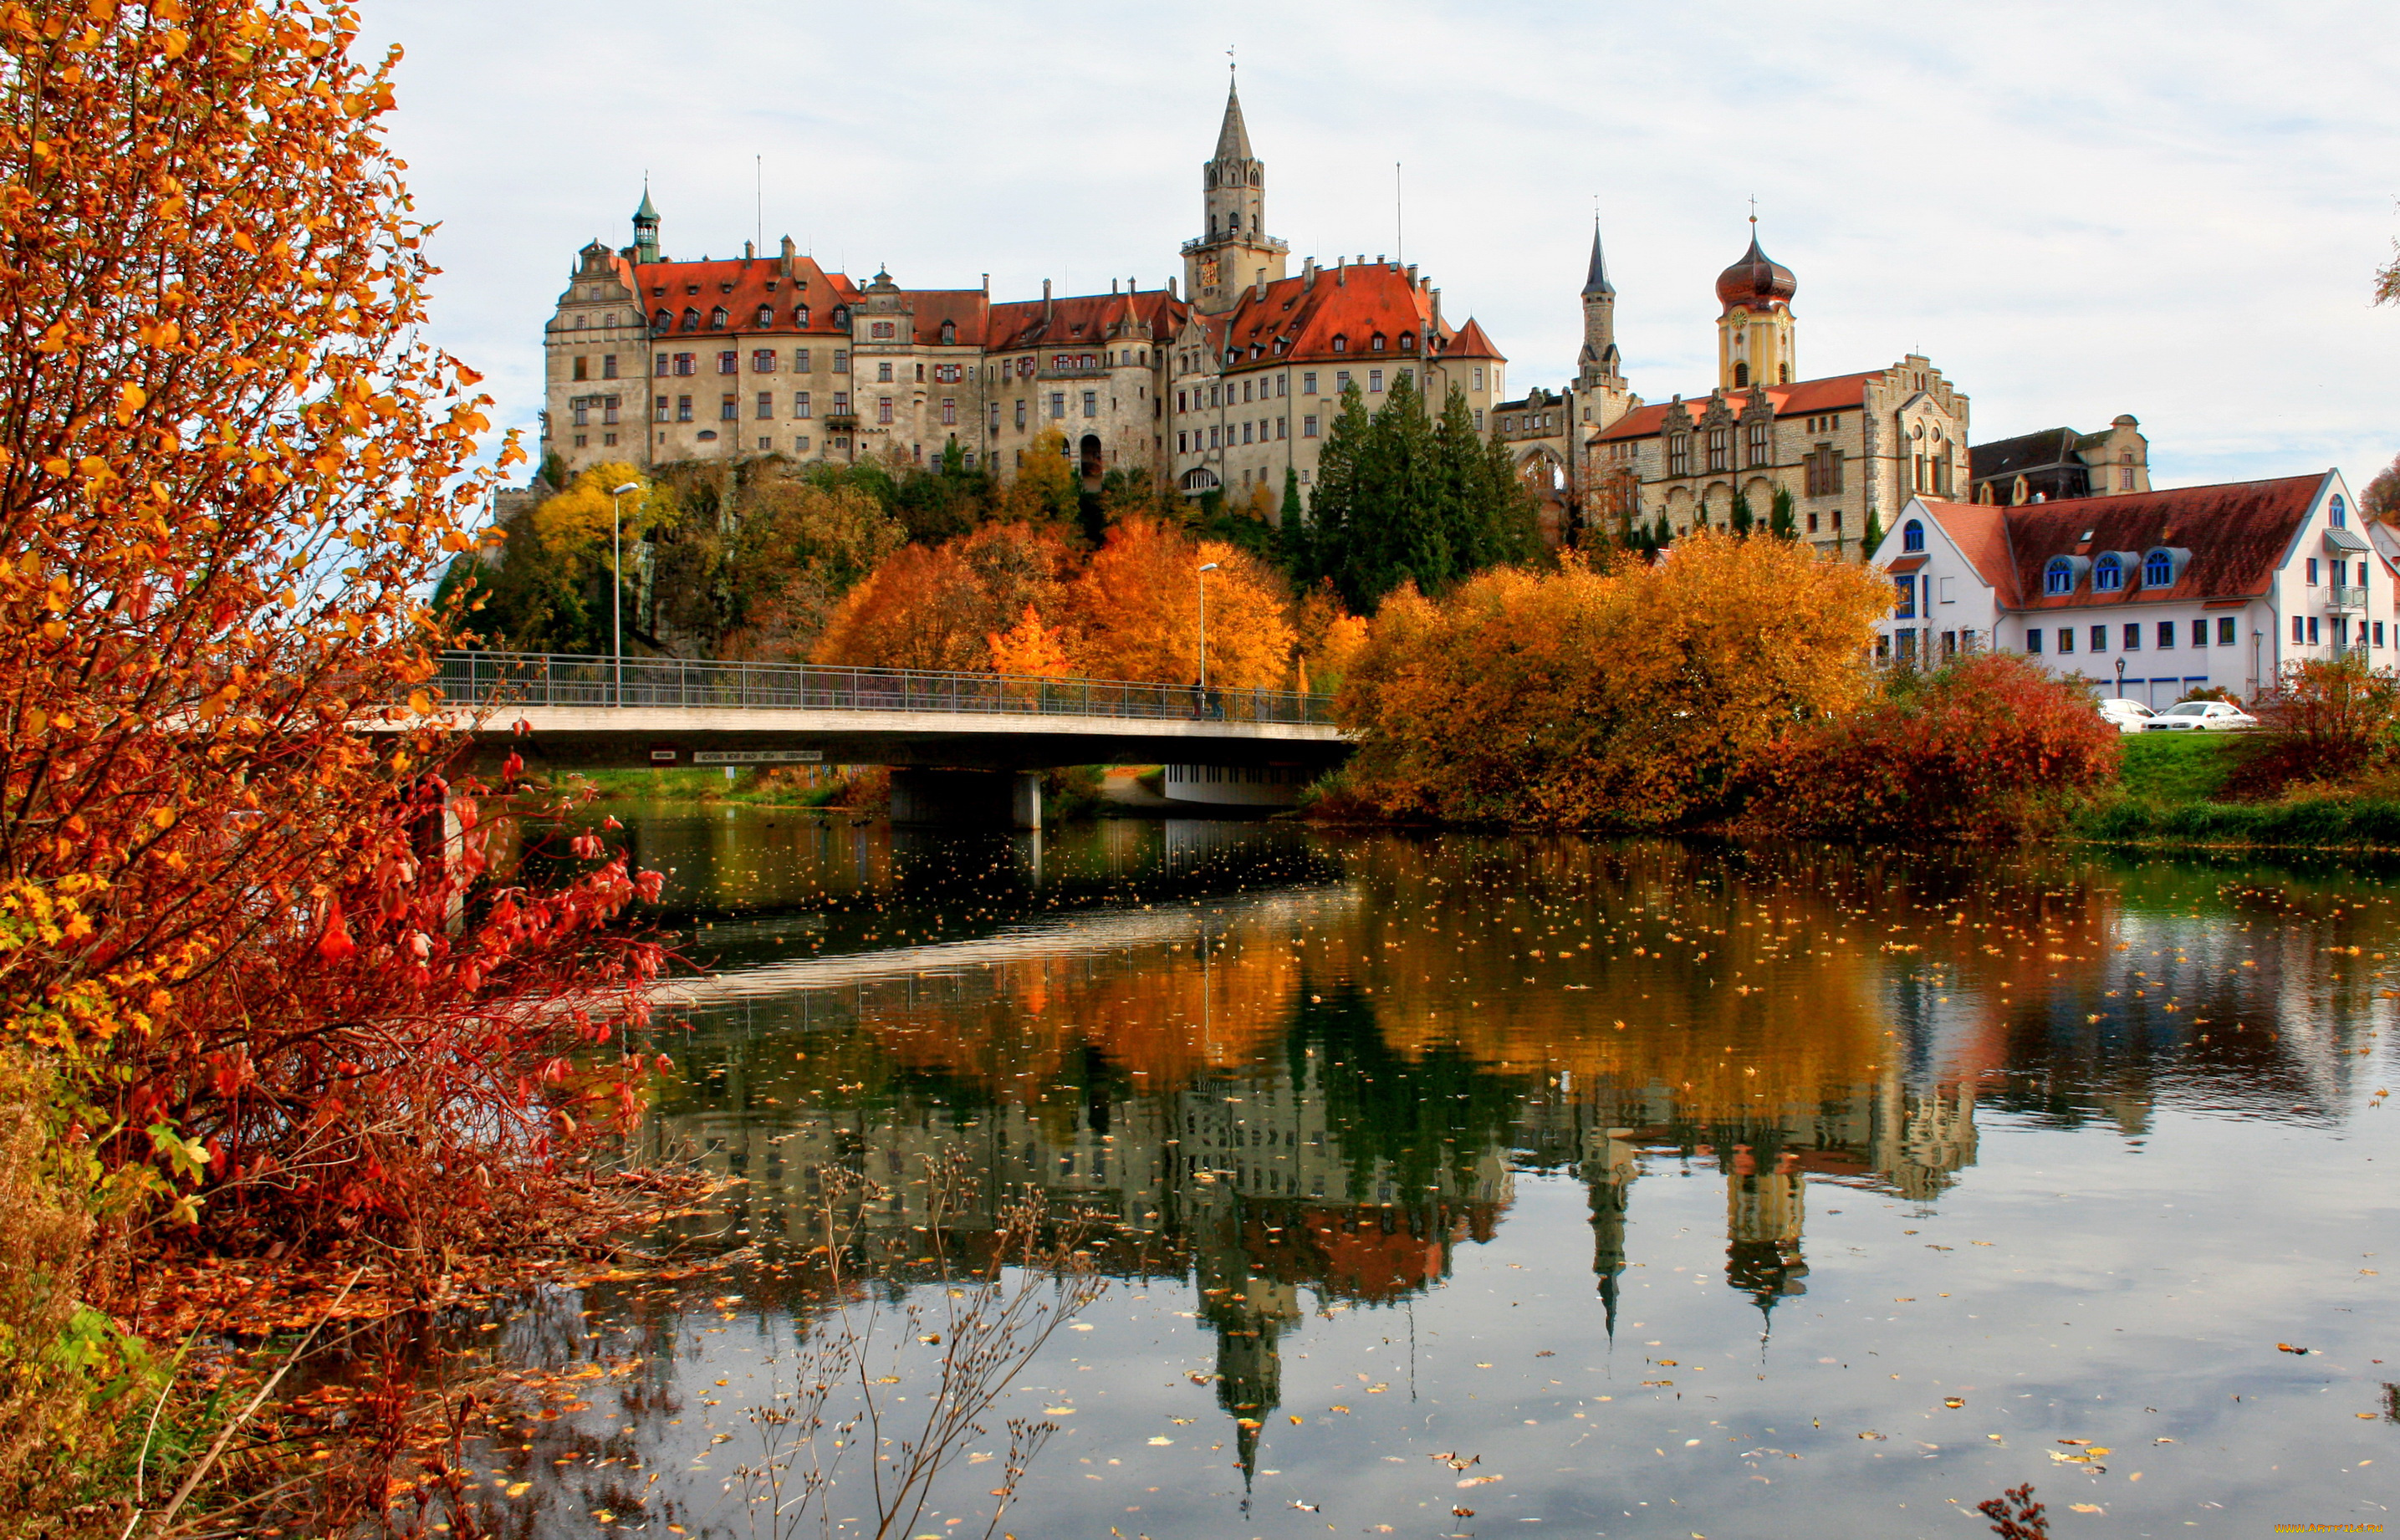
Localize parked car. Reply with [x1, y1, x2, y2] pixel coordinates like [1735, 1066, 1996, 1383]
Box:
[2096, 697, 2157, 734]
[2144, 700, 2258, 732]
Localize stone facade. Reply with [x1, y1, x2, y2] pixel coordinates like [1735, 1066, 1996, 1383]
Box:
[539, 76, 1507, 512]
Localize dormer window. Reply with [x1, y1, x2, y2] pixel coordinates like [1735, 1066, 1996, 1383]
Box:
[1371, 334, 1387, 351]
[2044, 556, 2086, 596]
[2092, 553, 2124, 592]
[796, 305, 811, 326]
[685, 284, 700, 296]
[1332, 335, 1348, 353]
[652, 286, 666, 298]
[680, 308, 700, 332]
[651, 309, 671, 332]
[1902, 519, 1925, 553]
[708, 307, 728, 330]
[2142, 547, 2190, 588]
[755, 304, 773, 327]
[1400, 332, 1417, 350]
[719, 283, 734, 294]
[831, 307, 849, 328]
[940, 319, 957, 344]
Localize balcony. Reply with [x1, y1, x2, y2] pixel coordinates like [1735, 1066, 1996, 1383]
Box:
[2327, 584, 2366, 612]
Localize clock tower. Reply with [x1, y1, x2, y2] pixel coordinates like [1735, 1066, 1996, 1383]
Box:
[1182, 71, 1287, 314]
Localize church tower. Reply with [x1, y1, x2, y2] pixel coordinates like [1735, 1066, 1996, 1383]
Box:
[1575, 219, 1631, 430]
[1714, 218, 1796, 393]
[627, 183, 661, 265]
[1182, 72, 1287, 314]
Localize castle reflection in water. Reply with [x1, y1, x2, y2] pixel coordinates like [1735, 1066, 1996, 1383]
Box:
[610, 818, 2372, 1473]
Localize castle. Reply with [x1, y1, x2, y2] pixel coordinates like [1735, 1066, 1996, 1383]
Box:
[539, 76, 1508, 509]
[540, 78, 2147, 552]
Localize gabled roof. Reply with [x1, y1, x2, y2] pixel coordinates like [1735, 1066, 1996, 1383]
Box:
[894, 289, 989, 348]
[634, 252, 860, 338]
[1200, 262, 1494, 372]
[1955, 474, 2333, 611]
[1969, 427, 2084, 484]
[1915, 498, 2021, 607]
[986, 288, 1187, 353]
[1590, 370, 1880, 442]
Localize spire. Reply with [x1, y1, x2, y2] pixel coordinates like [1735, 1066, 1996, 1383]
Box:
[1214, 72, 1253, 163]
[1581, 218, 1614, 298]
[634, 180, 658, 222]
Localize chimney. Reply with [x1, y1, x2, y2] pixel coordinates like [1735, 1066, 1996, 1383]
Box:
[779, 235, 796, 278]
[1376, 253, 1386, 266]
[1042, 278, 1053, 325]
[1429, 286, 1441, 335]
[1166, 276, 1177, 298]
[1111, 278, 1120, 294]
[1407, 263, 1418, 288]
[1254, 270, 1267, 301]
[1303, 256, 1317, 288]
[743, 240, 755, 261]
[981, 272, 989, 294]
[1336, 259, 1347, 288]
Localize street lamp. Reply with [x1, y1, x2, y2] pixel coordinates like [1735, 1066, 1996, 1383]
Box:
[2114, 654, 2125, 701]
[1197, 561, 1219, 700]
[610, 481, 640, 705]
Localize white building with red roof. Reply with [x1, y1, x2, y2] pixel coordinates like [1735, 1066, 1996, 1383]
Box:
[1866, 473, 2390, 705]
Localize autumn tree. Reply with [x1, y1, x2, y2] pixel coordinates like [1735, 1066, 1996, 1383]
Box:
[1337, 534, 1892, 826]
[2362, 452, 2400, 525]
[814, 522, 1077, 673]
[1072, 516, 1294, 687]
[997, 428, 1080, 525]
[0, 0, 666, 1395]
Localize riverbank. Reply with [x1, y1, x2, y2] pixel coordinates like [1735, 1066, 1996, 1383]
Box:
[2072, 733, 2400, 851]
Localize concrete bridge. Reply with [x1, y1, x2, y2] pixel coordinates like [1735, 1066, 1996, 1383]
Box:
[431, 651, 1351, 827]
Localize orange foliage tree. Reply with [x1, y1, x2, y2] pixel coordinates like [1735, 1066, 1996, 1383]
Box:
[814, 522, 1077, 673]
[0, 1, 661, 1253]
[1337, 534, 1892, 826]
[1072, 515, 1294, 687]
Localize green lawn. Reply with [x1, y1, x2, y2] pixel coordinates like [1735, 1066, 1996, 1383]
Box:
[2114, 733, 2234, 805]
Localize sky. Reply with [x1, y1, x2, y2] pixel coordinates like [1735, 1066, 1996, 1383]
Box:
[364, 0, 2400, 494]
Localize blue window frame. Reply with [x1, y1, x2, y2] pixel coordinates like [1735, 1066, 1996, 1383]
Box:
[2057, 627, 2075, 655]
[2144, 551, 2173, 587]
[2045, 558, 2076, 596]
[1894, 577, 1916, 618]
[2332, 494, 2349, 528]
[2093, 554, 2123, 592]
[1902, 519, 1925, 553]
[2123, 623, 2142, 650]
[2091, 625, 2108, 651]
[2192, 619, 2208, 647]
[2308, 558, 2319, 584]
[2219, 616, 2236, 645]
[2157, 621, 2175, 649]
[2025, 629, 2044, 655]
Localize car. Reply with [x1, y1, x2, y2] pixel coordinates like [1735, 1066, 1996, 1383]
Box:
[2096, 697, 2157, 734]
[2144, 700, 2259, 732]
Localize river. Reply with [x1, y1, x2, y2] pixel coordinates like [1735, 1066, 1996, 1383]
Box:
[443, 809, 2397, 1538]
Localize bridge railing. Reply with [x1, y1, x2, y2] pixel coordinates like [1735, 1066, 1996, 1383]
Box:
[432, 650, 1340, 727]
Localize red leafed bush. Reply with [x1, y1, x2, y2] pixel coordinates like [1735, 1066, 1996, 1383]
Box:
[2223, 652, 2400, 798]
[1739, 654, 2122, 842]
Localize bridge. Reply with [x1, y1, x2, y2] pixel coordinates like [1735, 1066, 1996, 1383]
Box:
[430, 651, 1351, 827]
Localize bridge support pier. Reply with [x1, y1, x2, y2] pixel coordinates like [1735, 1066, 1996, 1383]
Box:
[889, 768, 1042, 830]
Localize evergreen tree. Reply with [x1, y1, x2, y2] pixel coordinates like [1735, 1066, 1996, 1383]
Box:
[1769, 487, 1798, 542]
[1729, 490, 1755, 538]
[1653, 512, 1674, 548]
[1860, 508, 1884, 563]
[1280, 465, 1304, 528]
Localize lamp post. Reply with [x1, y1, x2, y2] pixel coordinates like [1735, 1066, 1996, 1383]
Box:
[610, 481, 640, 705]
[2114, 654, 2126, 701]
[1197, 561, 1219, 697]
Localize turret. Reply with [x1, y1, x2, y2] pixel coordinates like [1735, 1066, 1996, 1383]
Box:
[629, 182, 661, 266]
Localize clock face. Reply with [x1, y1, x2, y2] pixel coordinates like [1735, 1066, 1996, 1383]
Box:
[1198, 254, 1221, 288]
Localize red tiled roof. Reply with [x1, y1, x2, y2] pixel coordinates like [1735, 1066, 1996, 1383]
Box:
[1917, 498, 2020, 607]
[986, 288, 1186, 354]
[1988, 474, 2331, 609]
[1441, 317, 1503, 360]
[634, 252, 860, 337]
[1201, 262, 1491, 372]
[1590, 370, 1880, 443]
[895, 289, 989, 349]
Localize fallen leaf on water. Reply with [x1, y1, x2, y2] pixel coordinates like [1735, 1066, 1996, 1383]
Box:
[504, 1481, 530, 1497]
[1943, 1398, 1964, 1409]
[1146, 1436, 1172, 1446]
[1452, 1508, 1475, 1519]
[1458, 1475, 1502, 1487]
[2277, 1343, 2311, 1355]
[1043, 1406, 1076, 1415]
[2070, 1504, 2104, 1513]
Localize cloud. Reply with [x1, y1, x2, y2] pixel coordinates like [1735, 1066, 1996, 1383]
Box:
[365, 0, 2400, 492]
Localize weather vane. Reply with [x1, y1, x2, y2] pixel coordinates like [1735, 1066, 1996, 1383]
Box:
[1228, 43, 1235, 74]
[1749, 195, 1759, 225]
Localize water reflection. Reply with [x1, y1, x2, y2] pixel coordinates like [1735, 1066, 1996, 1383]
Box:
[452, 822, 2397, 1537]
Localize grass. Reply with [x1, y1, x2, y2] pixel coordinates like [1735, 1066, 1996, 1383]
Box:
[2113, 732, 2234, 804]
[2082, 732, 2400, 850]
[576, 767, 858, 808]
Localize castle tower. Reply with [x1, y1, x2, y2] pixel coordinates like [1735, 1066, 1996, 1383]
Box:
[1577, 221, 1626, 395]
[1182, 71, 1288, 314]
[1713, 217, 1796, 393]
[628, 182, 661, 265]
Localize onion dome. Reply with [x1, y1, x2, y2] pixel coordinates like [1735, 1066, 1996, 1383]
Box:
[1714, 227, 1796, 312]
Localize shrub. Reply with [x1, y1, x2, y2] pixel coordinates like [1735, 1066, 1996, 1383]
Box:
[1334, 535, 1893, 828]
[1741, 654, 2122, 842]
[2224, 653, 2400, 798]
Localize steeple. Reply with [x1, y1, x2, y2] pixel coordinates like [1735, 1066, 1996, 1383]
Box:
[1715, 212, 1798, 392]
[1580, 219, 1615, 298]
[629, 181, 661, 265]
[1215, 73, 1254, 161]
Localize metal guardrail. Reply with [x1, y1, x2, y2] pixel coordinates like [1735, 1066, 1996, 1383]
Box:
[432, 650, 1340, 728]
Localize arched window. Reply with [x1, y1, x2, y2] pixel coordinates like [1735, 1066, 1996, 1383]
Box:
[680, 308, 700, 331]
[754, 304, 773, 327]
[708, 307, 728, 330]
[2092, 553, 2123, 592]
[1733, 361, 1749, 387]
[1779, 364, 1790, 384]
[2143, 549, 2173, 587]
[1902, 519, 1925, 553]
[2045, 557, 2077, 596]
[2331, 494, 2350, 528]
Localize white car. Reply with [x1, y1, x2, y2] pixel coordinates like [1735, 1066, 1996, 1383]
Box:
[2143, 700, 2258, 732]
[2096, 698, 2157, 735]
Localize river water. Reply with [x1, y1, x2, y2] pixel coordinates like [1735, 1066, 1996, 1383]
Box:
[453, 810, 2397, 1538]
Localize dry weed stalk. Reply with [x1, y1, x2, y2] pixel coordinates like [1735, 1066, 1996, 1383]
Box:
[728, 1147, 1106, 1540]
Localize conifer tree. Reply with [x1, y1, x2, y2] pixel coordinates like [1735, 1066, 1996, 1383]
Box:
[1769, 487, 1799, 542]
[1860, 508, 1884, 562]
[1730, 490, 1756, 538]
[1281, 466, 1304, 528]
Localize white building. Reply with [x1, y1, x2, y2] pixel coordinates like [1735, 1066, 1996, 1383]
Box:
[1867, 471, 2388, 706]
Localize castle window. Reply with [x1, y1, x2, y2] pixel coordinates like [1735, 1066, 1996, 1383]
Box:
[794, 347, 812, 371]
[1668, 434, 1692, 477]
[755, 305, 773, 327]
[1369, 369, 1383, 393]
[676, 395, 692, 421]
[651, 309, 671, 332]
[834, 391, 850, 416]
[876, 398, 894, 425]
[942, 398, 957, 426]
[1303, 371, 1317, 395]
[602, 396, 619, 425]
[717, 350, 737, 375]
[2043, 558, 2076, 595]
[1747, 419, 1770, 467]
[2092, 553, 2123, 592]
[602, 354, 619, 380]
[751, 349, 775, 373]
[673, 353, 696, 376]
[1371, 334, 1386, 351]
[755, 391, 773, 420]
[572, 356, 587, 381]
[720, 395, 738, 421]
[654, 396, 669, 422]
[876, 361, 893, 383]
[655, 352, 669, 377]
[1400, 332, 1416, 350]
[1332, 335, 1347, 352]
[794, 391, 811, 418]
[1733, 361, 1749, 388]
[680, 308, 700, 331]
[796, 305, 810, 326]
[831, 307, 849, 328]
[834, 350, 850, 373]
[941, 319, 957, 344]
[1706, 426, 1729, 472]
[1902, 519, 1925, 553]
[1303, 415, 1319, 438]
[871, 321, 896, 339]
[709, 307, 728, 329]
